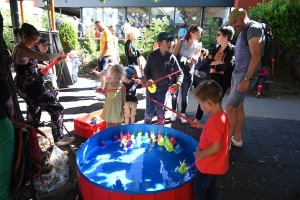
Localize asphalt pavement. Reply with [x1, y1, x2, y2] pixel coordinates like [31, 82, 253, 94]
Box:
[17, 76, 300, 200]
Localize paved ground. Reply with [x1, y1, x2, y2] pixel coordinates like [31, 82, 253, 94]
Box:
[17, 76, 300, 200]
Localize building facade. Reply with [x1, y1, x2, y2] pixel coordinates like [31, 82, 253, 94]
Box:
[35, 0, 237, 37]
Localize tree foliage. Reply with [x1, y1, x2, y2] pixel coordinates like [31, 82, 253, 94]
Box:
[201, 18, 220, 50]
[0, 9, 14, 51]
[58, 22, 79, 53]
[41, 11, 60, 30]
[248, 0, 300, 83]
[134, 16, 171, 57]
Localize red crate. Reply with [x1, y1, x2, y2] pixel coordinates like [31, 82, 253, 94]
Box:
[74, 109, 106, 138]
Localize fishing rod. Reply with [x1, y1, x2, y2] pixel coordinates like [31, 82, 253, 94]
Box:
[148, 97, 195, 125]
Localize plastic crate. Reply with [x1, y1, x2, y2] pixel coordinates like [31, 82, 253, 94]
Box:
[74, 109, 106, 138]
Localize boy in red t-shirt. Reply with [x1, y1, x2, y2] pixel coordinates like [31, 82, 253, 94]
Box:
[193, 80, 230, 200]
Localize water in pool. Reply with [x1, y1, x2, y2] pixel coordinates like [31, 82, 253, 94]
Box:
[79, 139, 195, 193]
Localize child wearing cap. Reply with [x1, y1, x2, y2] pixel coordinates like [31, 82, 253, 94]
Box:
[122, 67, 143, 124]
[177, 27, 187, 40]
[144, 32, 184, 125]
[36, 38, 58, 94]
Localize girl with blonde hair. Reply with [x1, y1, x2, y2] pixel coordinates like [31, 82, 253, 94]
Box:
[97, 64, 126, 128]
[125, 27, 145, 78]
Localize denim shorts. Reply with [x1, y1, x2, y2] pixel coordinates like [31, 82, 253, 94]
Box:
[227, 71, 259, 108]
[97, 55, 111, 71]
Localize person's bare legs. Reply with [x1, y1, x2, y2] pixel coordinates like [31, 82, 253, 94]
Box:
[130, 116, 135, 124]
[234, 102, 245, 142]
[99, 73, 106, 89]
[226, 104, 238, 138]
[125, 117, 130, 124]
[106, 122, 113, 129]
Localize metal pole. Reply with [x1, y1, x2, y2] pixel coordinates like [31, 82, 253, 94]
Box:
[9, 0, 20, 44]
[20, 1, 25, 24]
[47, 0, 53, 53]
[50, 0, 56, 31]
[80, 7, 83, 22]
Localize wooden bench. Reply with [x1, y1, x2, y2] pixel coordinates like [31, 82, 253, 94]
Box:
[257, 80, 274, 97]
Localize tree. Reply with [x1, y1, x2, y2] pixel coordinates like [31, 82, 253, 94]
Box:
[133, 16, 171, 56]
[248, 0, 300, 84]
[58, 22, 79, 53]
[0, 12, 24, 122]
[201, 18, 219, 50]
[41, 11, 60, 30]
[0, 8, 14, 51]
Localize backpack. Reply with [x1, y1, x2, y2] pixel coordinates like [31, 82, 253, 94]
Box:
[242, 22, 276, 67]
[11, 126, 37, 199]
[11, 123, 51, 199]
[78, 23, 84, 32]
[55, 19, 63, 30]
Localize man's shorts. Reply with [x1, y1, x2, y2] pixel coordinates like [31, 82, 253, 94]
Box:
[124, 101, 137, 117]
[97, 55, 111, 71]
[227, 71, 259, 108]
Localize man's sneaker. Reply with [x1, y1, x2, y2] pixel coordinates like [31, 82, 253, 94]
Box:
[231, 136, 243, 147]
[180, 113, 187, 123]
[256, 94, 261, 98]
[170, 113, 177, 121]
[55, 135, 76, 146]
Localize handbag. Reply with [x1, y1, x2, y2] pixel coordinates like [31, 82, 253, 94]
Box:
[12, 122, 51, 162]
[174, 40, 192, 79]
[10, 126, 38, 200]
[10, 122, 51, 198]
[176, 55, 192, 78]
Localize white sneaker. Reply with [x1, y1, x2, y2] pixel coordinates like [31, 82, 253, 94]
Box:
[180, 113, 187, 123]
[231, 136, 243, 147]
[170, 113, 177, 121]
[55, 135, 76, 146]
[98, 94, 106, 100]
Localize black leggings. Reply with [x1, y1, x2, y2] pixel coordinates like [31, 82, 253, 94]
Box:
[196, 74, 230, 121]
[18, 89, 64, 142]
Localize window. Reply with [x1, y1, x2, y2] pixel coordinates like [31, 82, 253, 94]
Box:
[202, 7, 231, 29]
[174, 7, 202, 37]
[150, 7, 175, 35]
[201, 7, 230, 49]
[82, 7, 125, 37]
[127, 7, 150, 29]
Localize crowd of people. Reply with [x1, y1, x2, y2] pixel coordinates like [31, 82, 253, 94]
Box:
[0, 7, 269, 200]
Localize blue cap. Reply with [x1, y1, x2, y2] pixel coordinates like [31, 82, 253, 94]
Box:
[125, 67, 133, 77]
[178, 28, 187, 37]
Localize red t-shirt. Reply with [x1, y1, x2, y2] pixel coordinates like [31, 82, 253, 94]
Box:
[195, 111, 230, 175]
[95, 30, 100, 38]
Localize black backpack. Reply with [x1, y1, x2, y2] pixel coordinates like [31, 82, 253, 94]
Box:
[242, 22, 276, 67]
[78, 23, 84, 31]
[55, 19, 63, 30]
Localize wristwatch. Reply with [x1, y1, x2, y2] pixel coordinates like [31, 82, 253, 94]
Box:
[244, 76, 251, 81]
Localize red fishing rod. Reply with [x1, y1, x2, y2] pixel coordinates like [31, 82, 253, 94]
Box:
[96, 87, 126, 93]
[40, 55, 67, 75]
[148, 97, 195, 125]
[142, 69, 182, 88]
